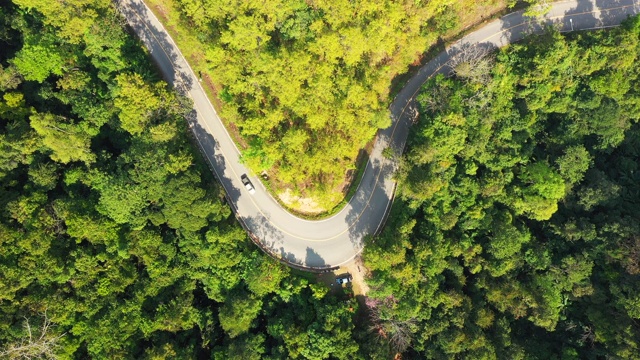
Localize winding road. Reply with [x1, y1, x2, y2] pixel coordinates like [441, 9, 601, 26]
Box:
[117, 0, 639, 269]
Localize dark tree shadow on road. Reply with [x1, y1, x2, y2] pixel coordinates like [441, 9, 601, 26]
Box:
[593, 0, 637, 29]
[242, 213, 289, 265]
[305, 247, 326, 267]
[187, 119, 243, 205]
[344, 153, 395, 252]
[118, 0, 195, 93]
[278, 247, 299, 264]
[562, 1, 598, 30]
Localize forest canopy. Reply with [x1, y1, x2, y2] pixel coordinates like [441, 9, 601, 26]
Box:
[364, 17, 640, 359]
[2, 0, 640, 358]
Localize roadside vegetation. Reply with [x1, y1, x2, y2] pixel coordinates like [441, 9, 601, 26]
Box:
[144, 0, 515, 213]
[364, 18, 640, 358]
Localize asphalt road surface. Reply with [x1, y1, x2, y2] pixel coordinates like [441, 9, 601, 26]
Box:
[117, 0, 639, 269]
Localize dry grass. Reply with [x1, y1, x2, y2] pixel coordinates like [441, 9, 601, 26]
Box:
[337, 258, 371, 297]
[454, 0, 509, 35]
[277, 189, 325, 214]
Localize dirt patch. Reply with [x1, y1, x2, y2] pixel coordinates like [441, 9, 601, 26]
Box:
[336, 257, 370, 297]
[314, 256, 370, 297]
[150, 3, 169, 22]
[278, 189, 326, 215]
[454, 1, 509, 34]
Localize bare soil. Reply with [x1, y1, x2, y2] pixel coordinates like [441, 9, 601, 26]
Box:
[454, 1, 509, 34]
[338, 257, 371, 297]
[316, 257, 371, 297]
[277, 189, 326, 214]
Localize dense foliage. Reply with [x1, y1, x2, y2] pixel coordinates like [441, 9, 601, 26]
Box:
[161, 0, 507, 205]
[0, 1, 361, 358]
[364, 19, 640, 358]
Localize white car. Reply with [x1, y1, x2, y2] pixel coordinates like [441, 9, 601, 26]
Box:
[241, 174, 256, 194]
[336, 274, 352, 285]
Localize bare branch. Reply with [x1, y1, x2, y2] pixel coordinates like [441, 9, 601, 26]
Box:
[0, 311, 65, 360]
[421, 84, 452, 114]
[449, 44, 495, 85]
[579, 325, 595, 346]
[366, 296, 416, 353]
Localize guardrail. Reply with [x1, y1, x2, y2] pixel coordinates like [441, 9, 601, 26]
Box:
[374, 181, 397, 236]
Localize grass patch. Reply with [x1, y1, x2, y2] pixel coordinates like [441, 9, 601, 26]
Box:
[257, 148, 370, 220]
[290, 268, 319, 283]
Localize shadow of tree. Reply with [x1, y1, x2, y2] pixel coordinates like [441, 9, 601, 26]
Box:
[305, 247, 326, 267]
[118, 0, 195, 93]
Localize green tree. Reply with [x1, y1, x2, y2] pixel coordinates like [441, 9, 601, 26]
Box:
[364, 19, 640, 359]
[218, 292, 262, 338]
[512, 162, 565, 221]
[114, 73, 163, 135]
[29, 113, 96, 164]
[11, 44, 64, 82]
[555, 145, 592, 184]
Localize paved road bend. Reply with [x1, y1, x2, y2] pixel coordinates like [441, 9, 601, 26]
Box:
[117, 0, 639, 268]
